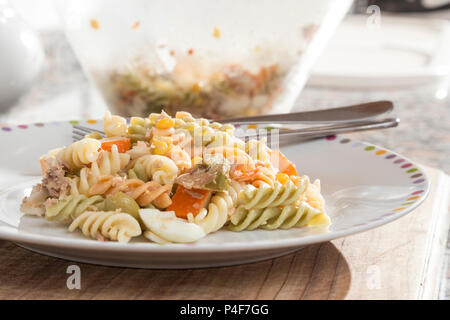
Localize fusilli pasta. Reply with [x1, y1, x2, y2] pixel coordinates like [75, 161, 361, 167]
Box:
[68, 145, 130, 196]
[103, 111, 127, 137]
[246, 138, 271, 162]
[88, 175, 172, 209]
[57, 138, 101, 170]
[228, 201, 329, 231]
[238, 177, 309, 210]
[21, 109, 330, 245]
[129, 154, 178, 185]
[127, 116, 152, 143]
[69, 211, 141, 243]
[187, 192, 233, 234]
[45, 194, 105, 222]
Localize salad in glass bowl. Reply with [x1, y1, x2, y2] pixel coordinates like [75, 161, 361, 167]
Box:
[58, 0, 352, 119]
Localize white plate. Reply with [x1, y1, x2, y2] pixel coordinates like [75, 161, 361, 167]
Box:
[0, 120, 429, 268]
[309, 15, 450, 88]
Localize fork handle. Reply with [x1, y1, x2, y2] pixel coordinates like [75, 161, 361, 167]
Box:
[220, 100, 393, 124]
[237, 117, 400, 140]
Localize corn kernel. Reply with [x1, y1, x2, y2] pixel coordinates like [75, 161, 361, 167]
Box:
[192, 156, 203, 166]
[213, 26, 221, 39]
[152, 141, 169, 155]
[290, 175, 300, 186]
[130, 116, 145, 126]
[148, 113, 160, 124]
[156, 117, 175, 129]
[174, 118, 185, 128]
[175, 111, 192, 119]
[151, 136, 173, 155]
[276, 173, 289, 185]
[306, 213, 330, 226]
[90, 19, 100, 30]
[197, 118, 210, 126]
[192, 82, 201, 93]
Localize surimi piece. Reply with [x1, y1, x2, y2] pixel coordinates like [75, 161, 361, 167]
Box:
[271, 150, 298, 176]
[166, 186, 212, 219]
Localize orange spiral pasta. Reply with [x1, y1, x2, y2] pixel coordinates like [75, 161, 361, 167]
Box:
[122, 179, 172, 208]
[88, 175, 172, 209]
[231, 161, 276, 188]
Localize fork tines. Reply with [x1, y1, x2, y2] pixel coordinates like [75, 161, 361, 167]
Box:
[72, 124, 105, 142]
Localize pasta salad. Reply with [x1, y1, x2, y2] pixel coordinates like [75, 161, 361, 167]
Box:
[20, 111, 330, 244]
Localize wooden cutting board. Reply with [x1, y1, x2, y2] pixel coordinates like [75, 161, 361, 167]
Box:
[0, 165, 448, 300]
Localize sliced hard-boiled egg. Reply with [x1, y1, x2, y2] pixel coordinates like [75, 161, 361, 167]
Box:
[139, 208, 206, 243]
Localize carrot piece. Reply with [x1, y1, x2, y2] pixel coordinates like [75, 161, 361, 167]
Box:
[100, 137, 131, 153]
[166, 186, 212, 219]
[39, 157, 47, 175]
[271, 150, 298, 176]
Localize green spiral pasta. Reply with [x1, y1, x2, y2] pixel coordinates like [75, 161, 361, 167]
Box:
[238, 177, 309, 210]
[127, 160, 148, 181]
[45, 195, 105, 222]
[228, 202, 329, 232]
[127, 116, 153, 143]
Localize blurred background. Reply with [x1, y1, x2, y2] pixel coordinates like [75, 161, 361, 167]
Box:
[0, 0, 449, 297]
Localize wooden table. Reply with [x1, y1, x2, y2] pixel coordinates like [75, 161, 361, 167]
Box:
[1, 166, 447, 300]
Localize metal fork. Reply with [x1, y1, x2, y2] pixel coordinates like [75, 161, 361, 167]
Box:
[71, 100, 398, 141]
[72, 117, 399, 142]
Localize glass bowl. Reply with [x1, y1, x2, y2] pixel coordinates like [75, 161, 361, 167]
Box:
[57, 0, 352, 119]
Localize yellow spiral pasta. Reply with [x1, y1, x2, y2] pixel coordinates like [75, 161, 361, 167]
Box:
[205, 130, 246, 151]
[68, 211, 141, 243]
[69, 145, 130, 196]
[228, 202, 329, 232]
[103, 111, 127, 137]
[227, 180, 245, 206]
[57, 138, 101, 169]
[239, 177, 309, 210]
[246, 138, 271, 162]
[129, 154, 178, 185]
[187, 192, 233, 235]
[127, 141, 151, 159]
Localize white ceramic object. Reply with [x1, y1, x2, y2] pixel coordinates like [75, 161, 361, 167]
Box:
[0, 120, 429, 268]
[309, 15, 450, 88]
[0, 0, 44, 111]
